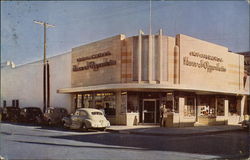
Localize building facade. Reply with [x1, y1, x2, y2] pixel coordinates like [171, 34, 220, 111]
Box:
[1, 31, 249, 127]
[1, 52, 72, 112]
[58, 31, 250, 127]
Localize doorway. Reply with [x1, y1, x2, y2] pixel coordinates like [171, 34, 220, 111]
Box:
[142, 99, 157, 123]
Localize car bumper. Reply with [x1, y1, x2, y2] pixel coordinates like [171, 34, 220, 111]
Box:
[89, 122, 110, 128]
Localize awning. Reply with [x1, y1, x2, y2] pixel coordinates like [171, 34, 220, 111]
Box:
[57, 83, 249, 95]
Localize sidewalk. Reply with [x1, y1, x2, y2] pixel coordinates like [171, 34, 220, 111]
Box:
[106, 125, 244, 136]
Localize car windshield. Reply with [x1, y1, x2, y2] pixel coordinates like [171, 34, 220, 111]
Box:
[91, 112, 103, 115]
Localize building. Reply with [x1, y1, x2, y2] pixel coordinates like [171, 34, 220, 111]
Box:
[238, 51, 250, 121]
[1, 30, 250, 127]
[1, 52, 72, 111]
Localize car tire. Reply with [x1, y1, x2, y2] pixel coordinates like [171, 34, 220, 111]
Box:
[62, 121, 66, 128]
[48, 119, 52, 126]
[81, 123, 88, 131]
[99, 128, 106, 131]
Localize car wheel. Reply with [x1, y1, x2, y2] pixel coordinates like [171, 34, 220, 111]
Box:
[81, 123, 88, 131]
[48, 119, 52, 126]
[62, 121, 66, 128]
[99, 128, 106, 131]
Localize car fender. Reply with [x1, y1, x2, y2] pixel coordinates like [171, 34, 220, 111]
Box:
[83, 119, 93, 128]
[62, 117, 71, 125]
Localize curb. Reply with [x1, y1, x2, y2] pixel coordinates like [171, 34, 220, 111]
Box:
[106, 128, 245, 137]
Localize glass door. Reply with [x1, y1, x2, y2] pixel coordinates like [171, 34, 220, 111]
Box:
[142, 99, 156, 123]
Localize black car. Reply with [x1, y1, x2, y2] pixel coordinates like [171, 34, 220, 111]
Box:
[240, 120, 250, 130]
[2, 106, 21, 122]
[0, 107, 3, 121]
[19, 107, 44, 124]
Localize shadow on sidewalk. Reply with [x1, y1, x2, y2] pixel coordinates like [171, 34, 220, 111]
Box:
[49, 129, 250, 159]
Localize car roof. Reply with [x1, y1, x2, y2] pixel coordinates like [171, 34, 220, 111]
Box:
[77, 108, 102, 113]
[23, 107, 41, 109]
[48, 107, 67, 110]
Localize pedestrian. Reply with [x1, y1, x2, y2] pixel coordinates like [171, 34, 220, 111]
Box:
[160, 104, 167, 127]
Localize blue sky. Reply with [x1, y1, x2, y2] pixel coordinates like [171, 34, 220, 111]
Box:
[1, 1, 249, 65]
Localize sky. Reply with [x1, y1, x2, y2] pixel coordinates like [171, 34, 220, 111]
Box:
[1, 1, 250, 65]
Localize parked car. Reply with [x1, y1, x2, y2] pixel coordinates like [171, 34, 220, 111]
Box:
[19, 107, 44, 124]
[0, 107, 3, 122]
[2, 106, 21, 122]
[240, 120, 250, 130]
[44, 107, 68, 125]
[62, 108, 110, 131]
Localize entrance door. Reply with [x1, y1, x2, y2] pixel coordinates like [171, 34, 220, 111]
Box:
[142, 99, 156, 123]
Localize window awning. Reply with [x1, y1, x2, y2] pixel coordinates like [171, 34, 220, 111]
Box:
[57, 83, 249, 95]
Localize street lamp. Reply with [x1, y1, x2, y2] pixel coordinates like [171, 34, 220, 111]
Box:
[33, 20, 55, 113]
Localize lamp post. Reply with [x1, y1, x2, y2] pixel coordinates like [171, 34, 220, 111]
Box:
[34, 20, 55, 113]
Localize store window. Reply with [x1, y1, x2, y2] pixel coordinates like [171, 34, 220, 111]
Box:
[229, 96, 237, 115]
[127, 93, 139, 113]
[77, 94, 83, 109]
[184, 97, 195, 117]
[174, 96, 179, 113]
[95, 92, 116, 116]
[200, 96, 216, 117]
[166, 93, 174, 111]
[217, 98, 225, 116]
[83, 94, 93, 108]
[247, 100, 250, 115]
[73, 94, 77, 111]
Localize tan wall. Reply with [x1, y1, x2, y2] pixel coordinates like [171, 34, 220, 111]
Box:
[177, 34, 245, 93]
[167, 37, 175, 84]
[71, 35, 125, 87]
[121, 37, 134, 83]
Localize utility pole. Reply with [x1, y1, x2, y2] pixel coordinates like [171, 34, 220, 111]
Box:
[34, 20, 55, 113]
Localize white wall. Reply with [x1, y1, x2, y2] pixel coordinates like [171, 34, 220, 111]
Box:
[1, 52, 72, 111]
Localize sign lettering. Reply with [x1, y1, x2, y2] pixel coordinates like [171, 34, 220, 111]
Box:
[77, 51, 111, 62]
[183, 57, 226, 73]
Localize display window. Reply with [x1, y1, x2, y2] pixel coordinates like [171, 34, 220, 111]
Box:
[127, 93, 139, 113]
[174, 96, 179, 113]
[83, 94, 93, 108]
[184, 97, 195, 117]
[77, 94, 83, 109]
[217, 98, 225, 116]
[94, 92, 116, 116]
[199, 96, 216, 118]
[228, 96, 237, 115]
[166, 93, 174, 111]
[247, 99, 250, 115]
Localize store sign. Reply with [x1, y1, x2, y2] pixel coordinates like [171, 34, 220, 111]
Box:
[73, 51, 116, 72]
[183, 51, 226, 73]
[77, 51, 111, 62]
[189, 51, 223, 62]
[73, 60, 116, 72]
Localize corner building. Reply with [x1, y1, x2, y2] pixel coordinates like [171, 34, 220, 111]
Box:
[58, 31, 250, 127]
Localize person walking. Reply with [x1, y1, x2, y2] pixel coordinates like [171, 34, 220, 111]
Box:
[160, 104, 167, 127]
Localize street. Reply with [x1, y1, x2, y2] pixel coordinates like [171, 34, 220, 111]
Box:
[0, 123, 249, 160]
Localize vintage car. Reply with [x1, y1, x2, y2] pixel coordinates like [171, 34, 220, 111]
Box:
[240, 120, 250, 130]
[19, 107, 44, 124]
[0, 107, 3, 122]
[44, 107, 68, 125]
[62, 108, 110, 131]
[2, 106, 21, 122]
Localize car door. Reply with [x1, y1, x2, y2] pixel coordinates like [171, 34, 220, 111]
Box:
[70, 110, 82, 129]
[79, 110, 88, 125]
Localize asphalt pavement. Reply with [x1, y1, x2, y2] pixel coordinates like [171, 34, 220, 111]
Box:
[0, 123, 249, 160]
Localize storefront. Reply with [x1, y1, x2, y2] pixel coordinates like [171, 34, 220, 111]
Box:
[58, 30, 250, 127]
